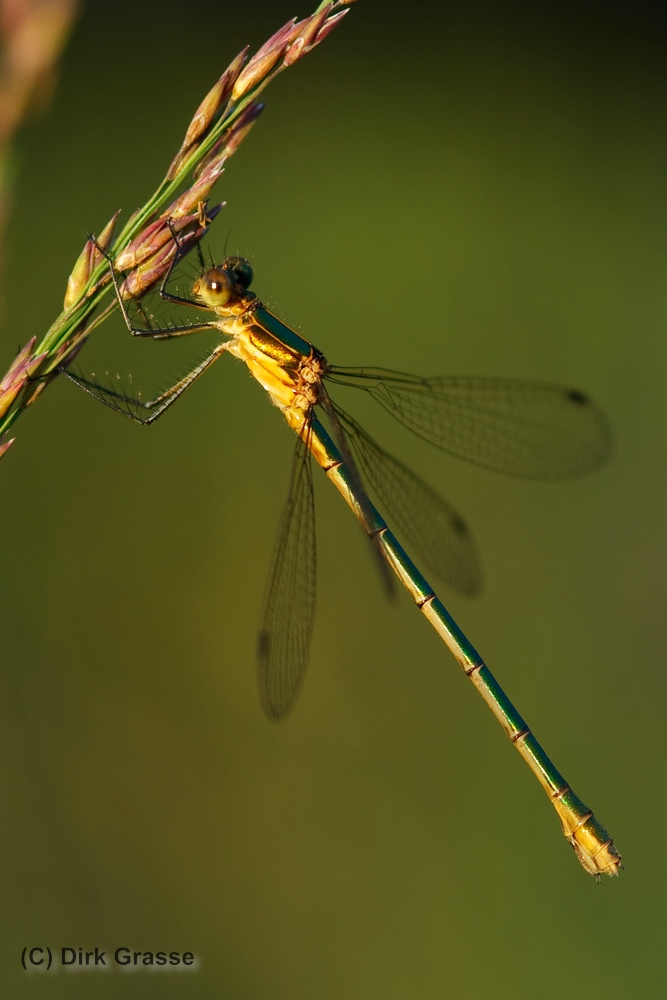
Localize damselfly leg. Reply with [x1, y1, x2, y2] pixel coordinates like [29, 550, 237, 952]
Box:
[61, 343, 228, 426]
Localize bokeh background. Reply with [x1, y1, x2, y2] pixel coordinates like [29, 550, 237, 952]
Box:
[1, 0, 666, 996]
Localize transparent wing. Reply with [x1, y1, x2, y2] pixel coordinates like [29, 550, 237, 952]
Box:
[334, 406, 482, 596]
[327, 367, 612, 480]
[257, 425, 317, 721]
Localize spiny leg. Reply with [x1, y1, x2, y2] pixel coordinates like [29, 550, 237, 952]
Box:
[156, 219, 210, 311]
[90, 234, 217, 340]
[61, 342, 227, 426]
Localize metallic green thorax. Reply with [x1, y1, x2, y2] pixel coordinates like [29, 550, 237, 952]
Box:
[253, 306, 314, 361]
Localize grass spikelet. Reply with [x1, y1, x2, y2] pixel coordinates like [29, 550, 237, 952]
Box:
[0, 1, 359, 452]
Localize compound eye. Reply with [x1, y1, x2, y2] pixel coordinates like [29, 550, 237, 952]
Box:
[197, 267, 234, 307]
[233, 259, 253, 289]
[222, 256, 253, 289]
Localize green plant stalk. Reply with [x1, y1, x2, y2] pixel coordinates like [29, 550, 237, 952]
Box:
[35, 65, 293, 358]
[0, 0, 355, 442]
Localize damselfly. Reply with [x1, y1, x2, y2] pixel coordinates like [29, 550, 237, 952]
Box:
[60, 234, 621, 879]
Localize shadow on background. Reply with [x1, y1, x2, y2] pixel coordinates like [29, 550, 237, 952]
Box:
[1, 1, 666, 997]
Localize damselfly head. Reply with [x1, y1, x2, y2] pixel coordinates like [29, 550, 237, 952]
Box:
[193, 266, 234, 309]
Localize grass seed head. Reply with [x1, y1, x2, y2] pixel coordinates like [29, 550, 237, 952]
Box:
[114, 217, 168, 271]
[193, 101, 264, 181]
[166, 46, 249, 180]
[231, 17, 301, 101]
[164, 163, 226, 219]
[284, 5, 334, 66]
[0, 0, 359, 446]
[222, 101, 265, 157]
[0, 342, 48, 418]
[63, 239, 96, 309]
[0, 337, 37, 387]
[116, 206, 221, 270]
[120, 240, 178, 300]
[120, 203, 222, 299]
[63, 208, 120, 309]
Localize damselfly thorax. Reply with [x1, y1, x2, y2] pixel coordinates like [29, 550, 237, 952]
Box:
[193, 257, 328, 419]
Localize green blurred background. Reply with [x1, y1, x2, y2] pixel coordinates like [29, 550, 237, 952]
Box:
[1, 0, 666, 995]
